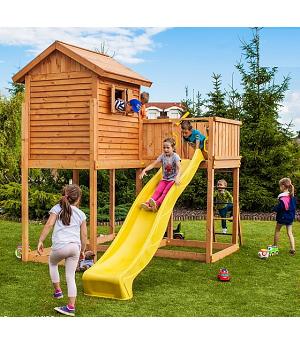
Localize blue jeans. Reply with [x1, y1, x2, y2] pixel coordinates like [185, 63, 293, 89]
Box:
[218, 203, 233, 228]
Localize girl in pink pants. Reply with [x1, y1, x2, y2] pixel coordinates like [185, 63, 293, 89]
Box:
[139, 137, 181, 211]
[37, 184, 87, 316]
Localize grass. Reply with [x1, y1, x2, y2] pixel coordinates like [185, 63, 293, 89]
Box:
[1, 218, 300, 317]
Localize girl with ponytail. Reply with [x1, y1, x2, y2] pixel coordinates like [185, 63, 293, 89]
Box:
[273, 178, 297, 256]
[37, 184, 87, 316]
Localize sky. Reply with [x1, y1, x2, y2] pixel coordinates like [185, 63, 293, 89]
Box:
[1, 27, 300, 133]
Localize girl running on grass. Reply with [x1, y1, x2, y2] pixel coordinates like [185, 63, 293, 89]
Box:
[273, 177, 297, 256]
[139, 137, 181, 212]
[37, 184, 87, 316]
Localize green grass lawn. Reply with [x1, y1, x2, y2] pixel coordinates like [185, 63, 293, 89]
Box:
[1, 219, 300, 317]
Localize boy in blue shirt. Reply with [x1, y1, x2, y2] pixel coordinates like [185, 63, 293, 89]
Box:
[180, 120, 206, 158]
[115, 98, 142, 114]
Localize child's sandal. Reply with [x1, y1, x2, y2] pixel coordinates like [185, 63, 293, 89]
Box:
[141, 202, 152, 211]
[148, 198, 158, 212]
[289, 250, 296, 256]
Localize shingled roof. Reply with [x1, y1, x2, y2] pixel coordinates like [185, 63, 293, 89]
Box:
[12, 40, 152, 87]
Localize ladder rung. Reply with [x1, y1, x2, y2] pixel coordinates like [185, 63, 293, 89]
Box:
[214, 232, 232, 235]
[213, 217, 233, 220]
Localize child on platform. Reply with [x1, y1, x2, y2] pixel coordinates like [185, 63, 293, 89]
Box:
[139, 137, 181, 211]
[37, 184, 87, 316]
[273, 177, 296, 255]
[214, 179, 233, 234]
[181, 120, 206, 158]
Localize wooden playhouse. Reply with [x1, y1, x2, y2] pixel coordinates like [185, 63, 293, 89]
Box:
[13, 40, 242, 264]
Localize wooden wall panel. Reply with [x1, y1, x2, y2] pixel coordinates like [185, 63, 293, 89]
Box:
[213, 120, 240, 159]
[29, 54, 93, 161]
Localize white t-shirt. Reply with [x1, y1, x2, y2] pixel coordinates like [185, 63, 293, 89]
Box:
[49, 204, 86, 250]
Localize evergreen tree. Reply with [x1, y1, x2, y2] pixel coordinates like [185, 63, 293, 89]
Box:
[226, 74, 242, 120]
[205, 73, 227, 117]
[0, 91, 23, 183]
[236, 28, 300, 210]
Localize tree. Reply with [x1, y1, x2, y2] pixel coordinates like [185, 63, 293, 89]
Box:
[181, 86, 205, 117]
[205, 73, 227, 117]
[236, 28, 300, 210]
[0, 91, 23, 183]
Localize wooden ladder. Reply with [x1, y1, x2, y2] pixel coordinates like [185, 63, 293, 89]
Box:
[212, 213, 243, 246]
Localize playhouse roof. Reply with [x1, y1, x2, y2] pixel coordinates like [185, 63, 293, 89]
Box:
[12, 40, 152, 87]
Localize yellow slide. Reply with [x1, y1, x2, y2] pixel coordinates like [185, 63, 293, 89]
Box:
[83, 149, 204, 300]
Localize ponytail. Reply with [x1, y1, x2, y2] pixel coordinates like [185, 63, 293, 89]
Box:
[59, 184, 82, 226]
[279, 178, 294, 197]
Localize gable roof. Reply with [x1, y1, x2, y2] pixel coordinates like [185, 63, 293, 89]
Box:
[12, 40, 152, 87]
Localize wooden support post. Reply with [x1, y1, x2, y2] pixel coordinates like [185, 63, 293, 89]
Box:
[167, 212, 174, 239]
[136, 168, 143, 196]
[232, 167, 240, 245]
[21, 75, 31, 262]
[21, 101, 29, 262]
[109, 169, 115, 235]
[89, 98, 98, 255]
[206, 117, 215, 263]
[72, 170, 79, 185]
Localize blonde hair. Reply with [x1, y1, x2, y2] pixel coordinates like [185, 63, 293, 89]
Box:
[163, 137, 176, 152]
[279, 177, 294, 196]
[217, 179, 227, 188]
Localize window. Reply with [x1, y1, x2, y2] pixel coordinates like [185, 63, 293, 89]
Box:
[111, 85, 135, 114]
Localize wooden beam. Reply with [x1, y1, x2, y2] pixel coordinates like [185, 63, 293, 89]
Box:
[155, 249, 206, 261]
[232, 167, 240, 245]
[89, 98, 98, 255]
[29, 160, 89, 169]
[109, 169, 116, 235]
[213, 116, 242, 125]
[21, 100, 29, 262]
[96, 160, 150, 170]
[167, 239, 231, 250]
[211, 244, 239, 263]
[72, 170, 79, 185]
[213, 160, 241, 169]
[135, 168, 143, 196]
[166, 212, 174, 239]
[206, 117, 215, 263]
[21, 75, 31, 262]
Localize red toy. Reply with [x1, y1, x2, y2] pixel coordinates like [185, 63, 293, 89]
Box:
[217, 268, 230, 281]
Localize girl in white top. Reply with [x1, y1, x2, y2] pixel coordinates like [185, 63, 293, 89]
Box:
[37, 184, 87, 317]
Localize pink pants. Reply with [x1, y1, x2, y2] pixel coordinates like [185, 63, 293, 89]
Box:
[49, 243, 80, 298]
[151, 180, 175, 207]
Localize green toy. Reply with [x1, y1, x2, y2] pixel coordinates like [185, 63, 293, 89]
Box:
[267, 245, 279, 256]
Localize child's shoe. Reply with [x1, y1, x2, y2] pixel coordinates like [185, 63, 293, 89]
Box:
[53, 289, 63, 299]
[149, 198, 158, 212]
[289, 249, 296, 256]
[222, 228, 227, 234]
[54, 304, 75, 316]
[141, 202, 152, 211]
